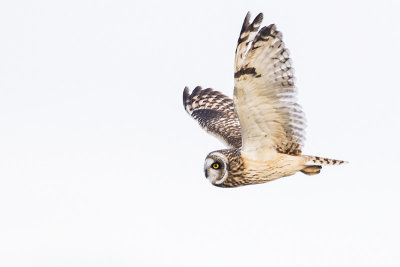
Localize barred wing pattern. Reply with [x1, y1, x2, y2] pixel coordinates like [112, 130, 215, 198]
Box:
[183, 86, 242, 148]
[234, 12, 306, 159]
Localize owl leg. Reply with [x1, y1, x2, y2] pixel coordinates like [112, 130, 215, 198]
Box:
[300, 165, 322, 175]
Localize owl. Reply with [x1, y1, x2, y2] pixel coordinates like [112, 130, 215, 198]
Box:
[183, 12, 347, 187]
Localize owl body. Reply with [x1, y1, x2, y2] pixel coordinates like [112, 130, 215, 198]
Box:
[184, 12, 346, 187]
[205, 149, 307, 187]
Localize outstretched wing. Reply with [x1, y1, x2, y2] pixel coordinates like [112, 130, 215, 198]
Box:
[234, 12, 306, 160]
[183, 86, 242, 148]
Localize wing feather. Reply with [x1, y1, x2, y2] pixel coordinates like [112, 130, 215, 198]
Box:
[183, 86, 242, 148]
[233, 13, 306, 159]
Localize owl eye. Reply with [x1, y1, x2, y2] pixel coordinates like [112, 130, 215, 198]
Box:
[212, 162, 221, 169]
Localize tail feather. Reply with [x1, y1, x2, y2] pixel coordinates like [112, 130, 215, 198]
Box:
[303, 155, 348, 166]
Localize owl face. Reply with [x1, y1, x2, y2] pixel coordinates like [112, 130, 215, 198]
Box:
[204, 151, 229, 185]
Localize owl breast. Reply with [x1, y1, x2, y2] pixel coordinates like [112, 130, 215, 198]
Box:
[220, 152, 305, 187]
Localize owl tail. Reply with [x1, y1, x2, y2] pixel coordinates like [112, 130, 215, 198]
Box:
[300, 155, 348, 176]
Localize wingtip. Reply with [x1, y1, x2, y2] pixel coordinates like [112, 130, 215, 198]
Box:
[245, 11, 251, 20]
[183, 86, 189, 96]
[244, 12, 263, 27]
[192, 86, 202, 96]
[241, 12, 251, 32]
[183, 86, 190, 110]
[253, 12, 263, 25]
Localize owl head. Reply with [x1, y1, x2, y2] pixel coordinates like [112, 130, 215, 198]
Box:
[204, 151, 229, 185]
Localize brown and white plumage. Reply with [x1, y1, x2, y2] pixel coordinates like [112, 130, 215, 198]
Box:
[183, 12, 347, 187]
[234, 12, 305, 159]
[183, 86, 242, 148]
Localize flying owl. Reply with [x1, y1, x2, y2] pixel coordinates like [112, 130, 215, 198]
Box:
[183, 12, 346, 187]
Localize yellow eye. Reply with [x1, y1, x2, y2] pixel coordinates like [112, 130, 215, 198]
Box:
[212, 163, 220, 169]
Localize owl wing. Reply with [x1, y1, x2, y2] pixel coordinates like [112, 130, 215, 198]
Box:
[233, 12, 306, 160]
[183, 86, 242, 148]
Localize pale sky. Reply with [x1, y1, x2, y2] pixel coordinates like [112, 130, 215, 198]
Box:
[0, 0, 399, 266]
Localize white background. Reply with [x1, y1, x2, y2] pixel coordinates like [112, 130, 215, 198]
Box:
[1, 0, 399, 266]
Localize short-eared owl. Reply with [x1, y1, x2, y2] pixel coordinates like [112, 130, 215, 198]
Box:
[183, 12, 346, 187]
